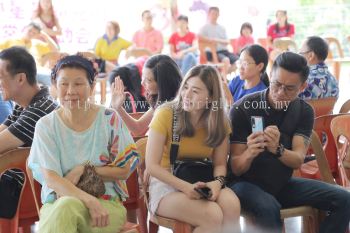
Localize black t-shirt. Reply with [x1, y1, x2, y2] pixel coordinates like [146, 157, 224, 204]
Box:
[229, 89, 314, 195]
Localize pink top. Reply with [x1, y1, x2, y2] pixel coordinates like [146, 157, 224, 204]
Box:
[132, 28, 163, 53]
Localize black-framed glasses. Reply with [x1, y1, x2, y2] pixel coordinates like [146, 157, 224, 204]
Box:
[270, 81, 300, 95]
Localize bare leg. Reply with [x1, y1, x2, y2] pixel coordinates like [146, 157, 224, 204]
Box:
[216, 188, 241, 233]
[156, 192, 224, 233]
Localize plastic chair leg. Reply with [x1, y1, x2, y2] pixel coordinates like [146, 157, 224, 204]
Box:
[136, 200, 148, 233]
[148, 221, 159, 233]
[173, 222, 192, 233]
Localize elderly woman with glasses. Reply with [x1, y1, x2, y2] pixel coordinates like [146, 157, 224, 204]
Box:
[228, 44, 269, 102]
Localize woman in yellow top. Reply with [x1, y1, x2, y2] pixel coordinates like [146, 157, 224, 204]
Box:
[146, 65, 241, 233]
[94, 21, 132, 65]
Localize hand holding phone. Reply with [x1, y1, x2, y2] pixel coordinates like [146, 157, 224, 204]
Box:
[194, 187, 211, 199]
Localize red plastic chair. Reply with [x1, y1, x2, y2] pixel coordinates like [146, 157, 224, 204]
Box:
[198, 39, 227, 78]
[339, 99, 350, 113]
[135, 138, 192, 233]
[300, 114, 349, 186]
[230, 38, 238, 54]
[330, 115, 350, 187]
[306, 97, 337, 118]
[0, 147, 37, 233]
[123, 169, 148, 233]
[257, 38, 268, 51]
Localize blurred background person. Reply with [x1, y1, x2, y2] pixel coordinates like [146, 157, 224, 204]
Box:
[233, 22, 254, 55]
[130, 10, 164, 57]
[198, 6, 238, 76]
[32, 0, 62, 46]
[94, 20, 132, 67]
[267, 10, 295, 52]
[169, 15, 198, 76]
[298, 36, 339, 100]
[0, 22, 59, 87]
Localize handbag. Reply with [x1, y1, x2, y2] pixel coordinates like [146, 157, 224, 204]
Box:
[170, 110, 214, 184]
[76, 162, 106, 198]
[0, 169, 24, 219]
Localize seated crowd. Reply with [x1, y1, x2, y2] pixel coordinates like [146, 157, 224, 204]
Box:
[0, 4, 347, 233]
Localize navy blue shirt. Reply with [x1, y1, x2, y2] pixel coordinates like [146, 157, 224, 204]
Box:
[228, 75, 267, 102]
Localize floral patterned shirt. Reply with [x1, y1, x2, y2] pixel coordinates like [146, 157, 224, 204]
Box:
[299, 62, 339, 100]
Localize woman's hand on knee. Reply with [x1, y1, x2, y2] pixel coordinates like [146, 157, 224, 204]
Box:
[183, 182, 205, 200]
[206, 180, 222, 201]
[85, 196, 110, 228]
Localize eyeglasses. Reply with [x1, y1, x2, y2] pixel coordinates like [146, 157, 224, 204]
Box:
[298, 50, 311, 55]
[236, 60, 256, 68]
[270, 81, 300, 95]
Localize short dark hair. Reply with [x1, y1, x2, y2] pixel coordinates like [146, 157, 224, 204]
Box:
[209, 6, 219, 13]
[240, 22, 253, 35]
[0, 46, 37, 85]
[145, 54, 182, 108]
[272, 52, 309, 83]
[306, 36, 329, 61]
[142, 10, 151, 18]
[177, 15, 188, 22]
[51, 54, 97, 87]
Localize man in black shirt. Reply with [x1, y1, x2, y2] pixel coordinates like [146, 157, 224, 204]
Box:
[228, 52, 350, 233]
[0, 46, 57, 218]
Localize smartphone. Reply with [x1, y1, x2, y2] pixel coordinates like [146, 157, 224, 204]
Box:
[194, 187, 211, 199]
[251, 116, 264, 133]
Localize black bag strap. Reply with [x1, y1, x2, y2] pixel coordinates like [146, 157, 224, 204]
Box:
[170, 109, 180, 166]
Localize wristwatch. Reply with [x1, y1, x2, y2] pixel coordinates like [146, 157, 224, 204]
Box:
[275, 143, 285, 158]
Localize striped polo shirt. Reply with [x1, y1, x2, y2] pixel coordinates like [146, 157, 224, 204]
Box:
[3, 86, 57, 146]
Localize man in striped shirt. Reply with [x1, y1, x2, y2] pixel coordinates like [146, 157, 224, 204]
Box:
[0, 46, 57, 218]
[0, 46, 57, 152]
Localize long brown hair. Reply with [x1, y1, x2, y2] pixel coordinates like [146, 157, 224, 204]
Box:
[32, 0, 57, 24]
[166, 65, 229, 147]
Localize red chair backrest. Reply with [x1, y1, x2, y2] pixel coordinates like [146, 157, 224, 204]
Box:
[0, 148, 38, 233]
[306, 97, 337, 118]
[230, 38, 238, 54]
[314, 114, 348, 185]
[330, 114, 350, 187]
[339, 99, 350, 113]
[123, 170, 141, 209]
[257, 38, 268, 51]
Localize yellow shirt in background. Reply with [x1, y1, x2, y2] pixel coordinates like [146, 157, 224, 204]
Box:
[0, 38, 51, 60]
[94, 36, 132, 62]
[149, 106, 231, 169]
